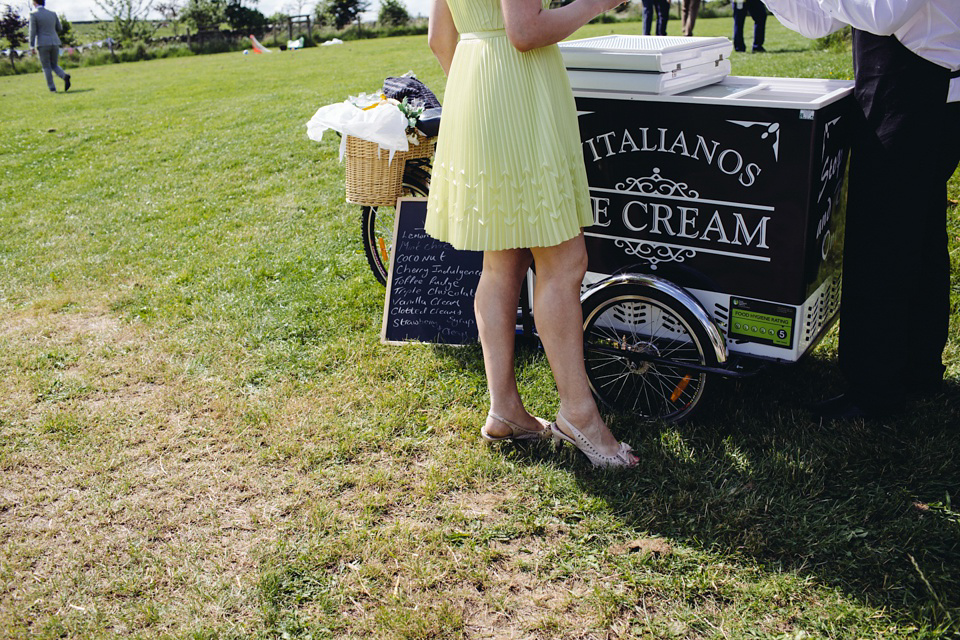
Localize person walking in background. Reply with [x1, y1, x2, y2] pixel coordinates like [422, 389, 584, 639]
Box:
[426, 0, 638, 467]
[732, 0, 767, 52]
[642, 0, 670, 36]
[680, 0, 700, 36]
[29, 0, 70, 92]
[760, 0, 959, 420]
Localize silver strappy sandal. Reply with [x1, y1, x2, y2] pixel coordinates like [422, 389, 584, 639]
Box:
[481, 411, 550, 442]
[550, 413, 637, 468]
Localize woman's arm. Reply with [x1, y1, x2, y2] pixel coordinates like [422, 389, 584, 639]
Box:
[428, 0, 458, 76]
[501, 0, 625, 53]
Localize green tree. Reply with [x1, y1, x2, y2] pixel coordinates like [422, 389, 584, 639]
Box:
[328, 0, 368, 30]
[92, 0, 155, 42]
[312, 1, 330, 28]
[58, 14, 79, 46]
[181, 0, 225, 32]
[225, 0, 266, 34]
[377, 0, 408, 26]
[155, 1, 182, 36]
[0, 4, 28, 73]
[266, 10, 288, 41]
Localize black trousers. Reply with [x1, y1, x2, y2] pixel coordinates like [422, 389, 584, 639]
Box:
[732, 0, 767, 52]
[641, 0, 669, 36]
[841, 30, 960, 410]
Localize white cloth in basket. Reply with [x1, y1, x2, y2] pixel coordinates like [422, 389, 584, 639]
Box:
[306, 101, 410, 163]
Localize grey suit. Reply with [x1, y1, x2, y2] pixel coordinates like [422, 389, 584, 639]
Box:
[29, 5, 68, 91]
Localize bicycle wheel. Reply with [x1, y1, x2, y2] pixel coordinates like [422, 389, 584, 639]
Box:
[361, 164, 431, 286]
[582, 282, 719, 422]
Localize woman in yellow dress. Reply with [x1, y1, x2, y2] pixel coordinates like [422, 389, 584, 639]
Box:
[426, 0, 637, 467]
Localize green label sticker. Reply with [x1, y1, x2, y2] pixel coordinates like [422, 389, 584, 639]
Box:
[729, 297, 795, 349]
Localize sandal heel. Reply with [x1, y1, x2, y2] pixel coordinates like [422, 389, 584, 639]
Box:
[550, 413, 637, 468]
[481, 411, 550, 442]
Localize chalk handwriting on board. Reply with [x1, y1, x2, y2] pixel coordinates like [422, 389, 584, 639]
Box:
[381, 198, 484, 345]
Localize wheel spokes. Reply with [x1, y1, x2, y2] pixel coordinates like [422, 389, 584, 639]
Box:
[585, 296, 707, 420]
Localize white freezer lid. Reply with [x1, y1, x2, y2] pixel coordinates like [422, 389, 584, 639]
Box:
[572, 75, 855, 110]
[567, 59, 730, 96]
[560, 35, 733, 72]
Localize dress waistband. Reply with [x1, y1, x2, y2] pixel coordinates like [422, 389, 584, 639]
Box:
[460, 29, 506, 40]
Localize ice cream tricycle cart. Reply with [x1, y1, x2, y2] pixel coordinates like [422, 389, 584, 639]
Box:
[558, 36, 856, 421]
[355, 36, 857, 422]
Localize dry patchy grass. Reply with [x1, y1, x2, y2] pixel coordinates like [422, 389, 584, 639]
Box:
[2, 28, 957, 637]
[0, 302, 329, 636]
[0, 302, 614, 638]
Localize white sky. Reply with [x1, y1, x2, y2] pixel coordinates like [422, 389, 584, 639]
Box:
[46, 0, 432, 23]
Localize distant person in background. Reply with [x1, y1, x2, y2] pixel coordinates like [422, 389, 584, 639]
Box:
[732, 0, 768, 52]
[29, 0, 70, 93]
[680, 0, 700, 36]
[761, 0, 960, 421]
[641, 0, 670, 36]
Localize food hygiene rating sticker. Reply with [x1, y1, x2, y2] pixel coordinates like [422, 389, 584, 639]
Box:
[729, 296, 795, 348]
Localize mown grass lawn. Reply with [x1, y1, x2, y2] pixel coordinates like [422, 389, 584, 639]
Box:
[1, 16, 959, 639]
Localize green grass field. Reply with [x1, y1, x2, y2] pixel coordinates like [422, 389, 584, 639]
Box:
[2, 16, 959, 639]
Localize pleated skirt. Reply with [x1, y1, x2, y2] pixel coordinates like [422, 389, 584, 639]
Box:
[425, 33, 594, 251]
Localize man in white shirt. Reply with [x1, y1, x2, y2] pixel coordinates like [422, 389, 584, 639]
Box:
[761, 0, 960, 420]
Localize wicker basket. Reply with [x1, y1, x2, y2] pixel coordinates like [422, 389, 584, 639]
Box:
[344, 134, 437, 207]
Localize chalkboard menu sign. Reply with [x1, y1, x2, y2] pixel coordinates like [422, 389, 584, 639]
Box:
[381, 198, 484, 345]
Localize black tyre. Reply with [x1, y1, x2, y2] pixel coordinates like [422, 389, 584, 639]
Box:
[582, 283, 719, 422]
[361, 164, 431, 286]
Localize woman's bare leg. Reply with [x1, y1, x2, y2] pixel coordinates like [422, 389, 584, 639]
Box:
[475, 248, 545, 437]
[530, 235, 633, 458]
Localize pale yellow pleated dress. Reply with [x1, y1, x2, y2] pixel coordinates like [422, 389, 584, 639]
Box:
[424, 0, 594, 251]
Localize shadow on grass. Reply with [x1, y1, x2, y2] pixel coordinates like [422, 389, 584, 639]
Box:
[500, 348, 959, 631]
[616, 357, 958, 630]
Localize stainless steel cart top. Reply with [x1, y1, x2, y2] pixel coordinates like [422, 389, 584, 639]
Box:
[572, 75, 855, 110]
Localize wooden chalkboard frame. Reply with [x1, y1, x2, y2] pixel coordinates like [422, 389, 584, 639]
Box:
[381, 198, 484, 345]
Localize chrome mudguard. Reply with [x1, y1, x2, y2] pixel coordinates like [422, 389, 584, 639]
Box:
[580, 273, 728, 365]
